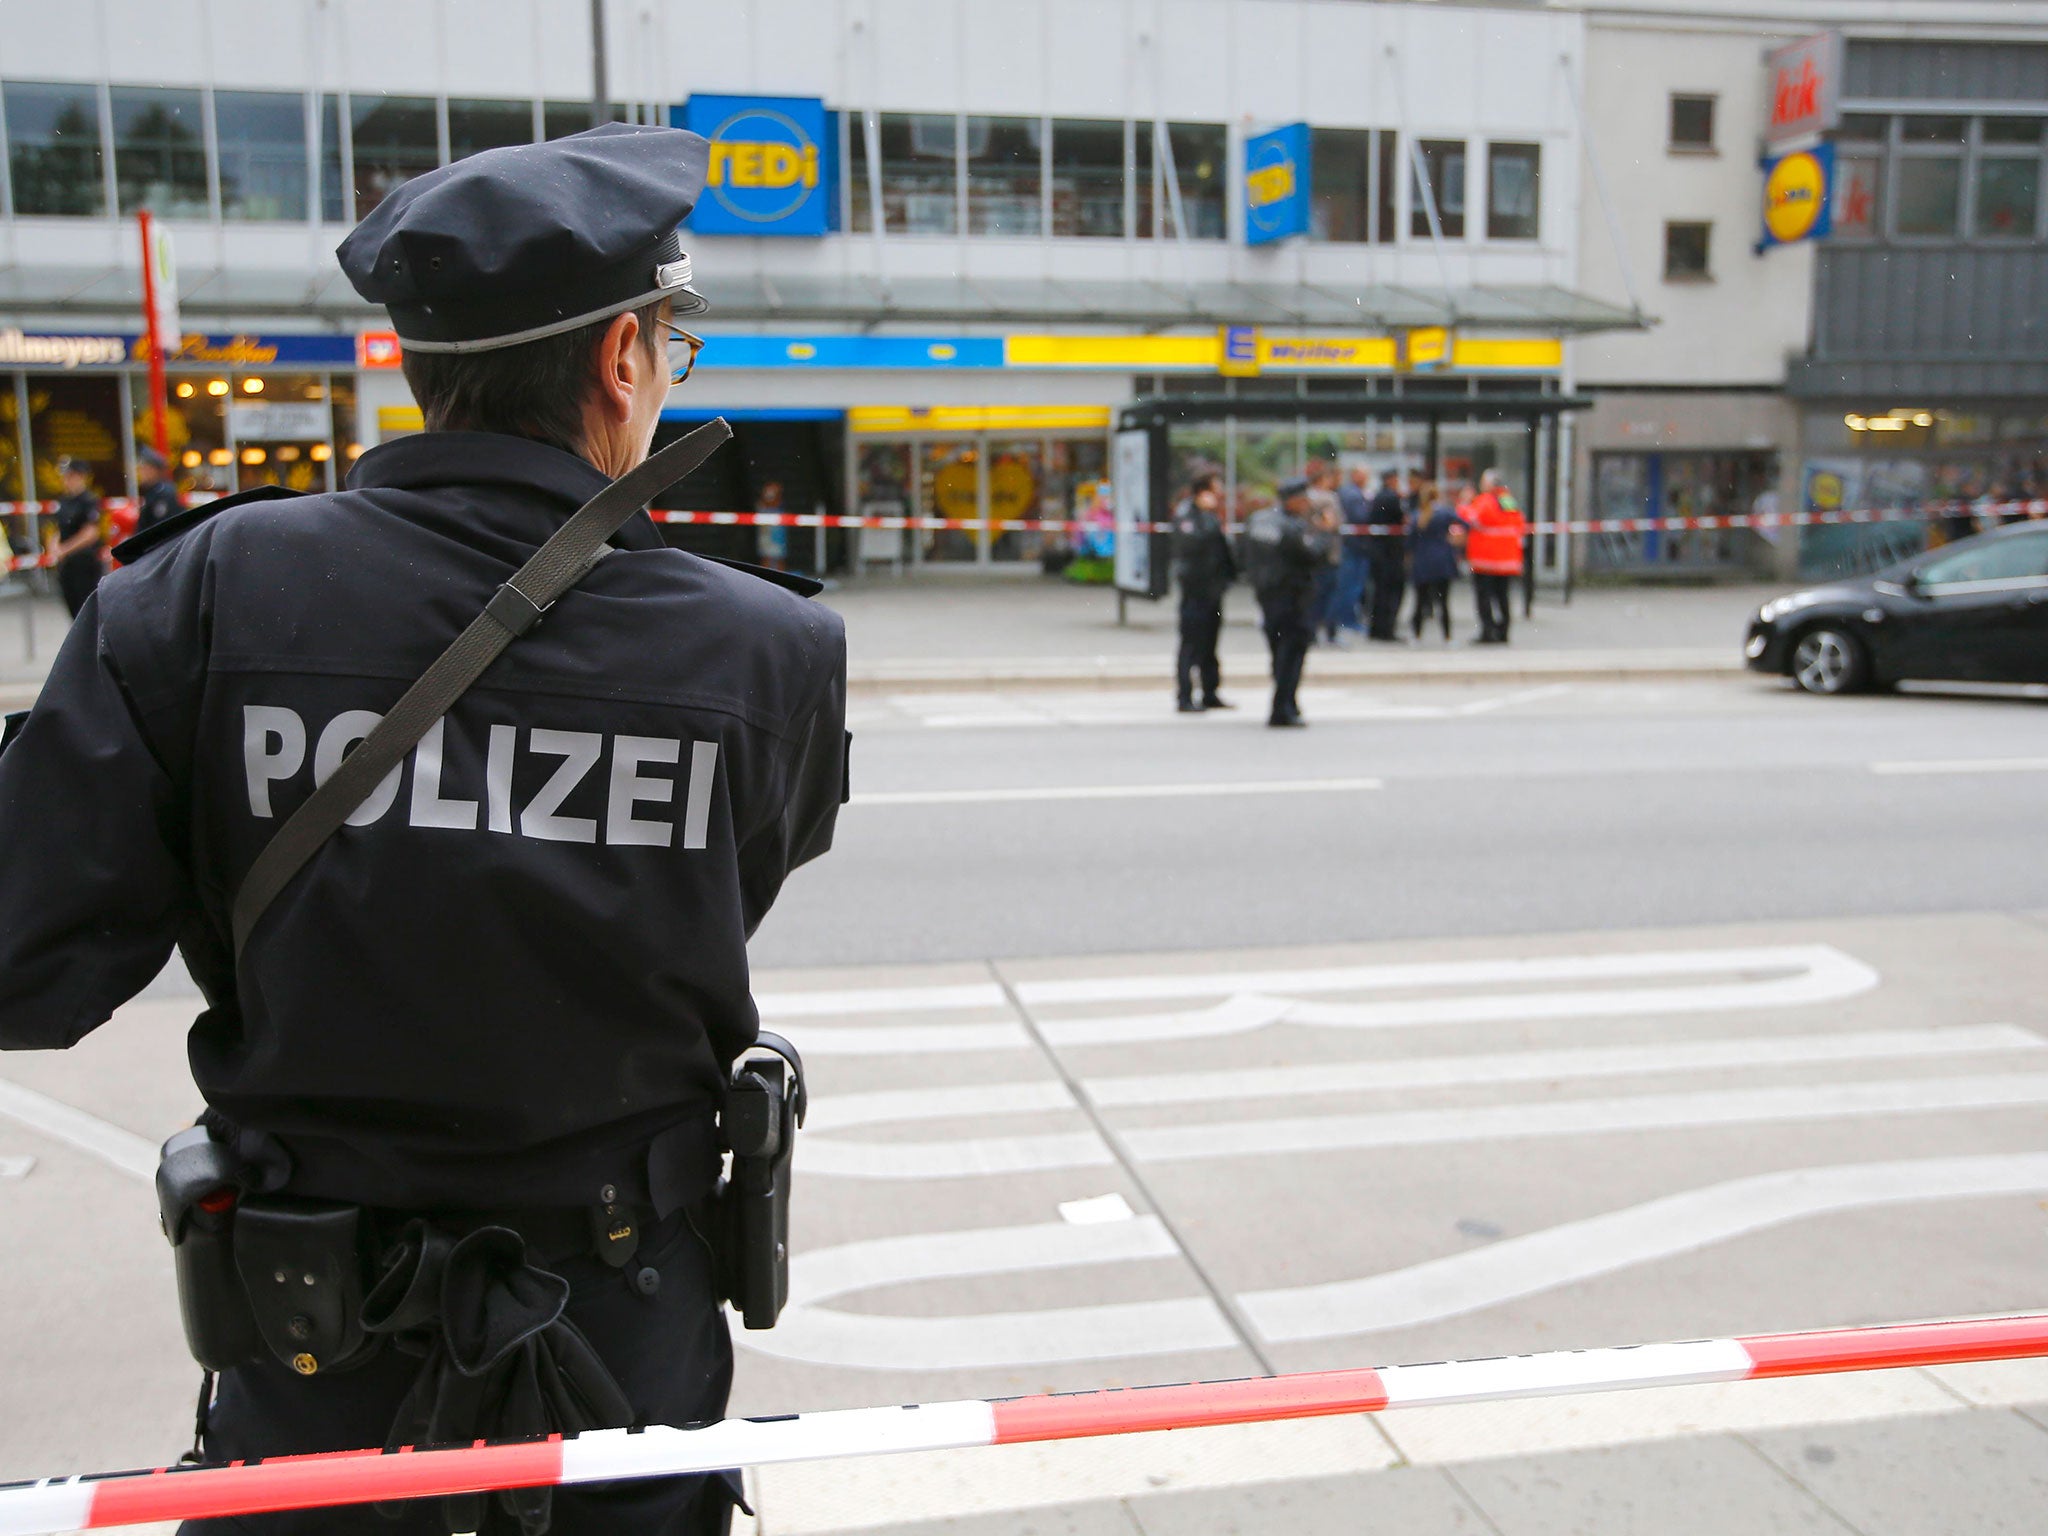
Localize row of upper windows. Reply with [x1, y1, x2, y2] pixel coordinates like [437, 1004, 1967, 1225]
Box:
[0, 80, 1545, 245]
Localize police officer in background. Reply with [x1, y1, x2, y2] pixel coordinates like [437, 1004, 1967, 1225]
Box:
[1172, 470, 1236, 713]
[0, 125, 845, 1535]
[133, 445, 182, 534]
[47, 455, 103, 617]
[1365, 466, 1409, 642]
[1244, 477, 1333, 728]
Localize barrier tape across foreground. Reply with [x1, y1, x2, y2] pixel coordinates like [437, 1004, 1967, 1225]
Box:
[2, 1313, 2041, 1533]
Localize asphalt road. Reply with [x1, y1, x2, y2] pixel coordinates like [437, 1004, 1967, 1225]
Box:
[753, 676, 2048, 968]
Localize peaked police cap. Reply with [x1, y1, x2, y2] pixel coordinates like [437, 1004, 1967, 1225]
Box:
[337, 123, 710, 354]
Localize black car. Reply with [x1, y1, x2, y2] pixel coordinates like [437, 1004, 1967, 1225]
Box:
[1746, 521, 2048, 693]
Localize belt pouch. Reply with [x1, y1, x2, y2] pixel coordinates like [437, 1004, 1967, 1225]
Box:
[231, 1198, 374, 1376]
[156, 1125, 264, 1370]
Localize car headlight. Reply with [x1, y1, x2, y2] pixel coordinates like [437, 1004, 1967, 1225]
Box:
[1746, 634, 1769, 659]
[1758, 592, 1819, 625]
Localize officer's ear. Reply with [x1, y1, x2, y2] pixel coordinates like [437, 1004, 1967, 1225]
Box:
[590, 309, 646, 427]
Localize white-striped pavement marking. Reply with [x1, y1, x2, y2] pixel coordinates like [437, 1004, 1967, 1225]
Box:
[1872, 756, 2048, 775]
[746, 1216, 1237, 1370]
[850, 777, 1383, 807]
[1241, 1152, 2048, 1343]
[745, 1155, 2048, 1373]
[797, 1073, 2048, 1179]
[796, 1026, 2043, 1133]
[0, 1077, 159, 1180]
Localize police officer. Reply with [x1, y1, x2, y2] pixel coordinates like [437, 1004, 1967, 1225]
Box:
[0, 124, 846, 1535]
[47, 455, 103, 617]
[1172, 470, 1236, 712]
[1244, 478, 1332, 728]
[133, 444, 182, 534]
[1365, 467, 1409, 642]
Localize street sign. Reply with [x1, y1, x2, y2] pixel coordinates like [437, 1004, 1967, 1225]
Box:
[679, 95, 833, 236]
[1765, 32, 1842, 147]
[1761, 143, 1835, 248]
[1243, 123, 1309, 246]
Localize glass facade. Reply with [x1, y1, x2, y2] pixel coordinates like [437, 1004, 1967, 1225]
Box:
[350, 94, 438, 219]
[1486, 142, 1540, 241]
[111, 86, 208, 217]
[448, 98, 534, 161]
[1410, 138, 1466, 238]
[5, 81, 105, 216]
[965, 116, 1043, 236]
[850, 112, 959, 235]
[1133, 120, 1227, 240]
[216, 90, 309, 221]
[1048, 118, 1123, 238]
[1829, 112, 2048, 242]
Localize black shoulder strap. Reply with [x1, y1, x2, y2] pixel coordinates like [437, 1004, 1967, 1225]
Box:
[230, 419, 732, 958]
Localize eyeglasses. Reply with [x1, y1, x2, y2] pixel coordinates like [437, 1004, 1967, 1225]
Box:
[659, 320, 705, 386]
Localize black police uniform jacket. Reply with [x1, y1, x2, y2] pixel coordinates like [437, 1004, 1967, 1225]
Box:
[1171, 502, 1236, 599]
[1243, 506, 1330, 618]
[0, 431, 847, 1215]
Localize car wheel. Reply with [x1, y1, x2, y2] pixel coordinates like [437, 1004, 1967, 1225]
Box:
[1790, 626, 1868, 695]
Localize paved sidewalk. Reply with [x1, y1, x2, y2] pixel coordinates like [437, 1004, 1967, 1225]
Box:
[0, 573, 1774, 706]
[821, 573, 1765, 690]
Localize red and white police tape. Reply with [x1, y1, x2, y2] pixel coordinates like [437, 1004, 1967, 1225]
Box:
[2, 1313, 2042, 1533]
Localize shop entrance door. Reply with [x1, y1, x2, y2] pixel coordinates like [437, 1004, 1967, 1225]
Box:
[854, 426, 1113, 570]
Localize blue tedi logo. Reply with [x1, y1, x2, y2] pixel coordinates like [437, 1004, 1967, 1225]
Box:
[679, 95, 832, 237]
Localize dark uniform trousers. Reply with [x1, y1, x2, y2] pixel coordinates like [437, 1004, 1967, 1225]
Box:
[1367, 548, 1406, 640]
[1474, 573, 1514, 641]
[1257, 592, 1312, 722]
[1176, 587, 1225, 706]
[188, 1207, 737, 1536]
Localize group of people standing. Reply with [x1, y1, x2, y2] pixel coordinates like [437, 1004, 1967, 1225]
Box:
[1171, 464, 1528, 727]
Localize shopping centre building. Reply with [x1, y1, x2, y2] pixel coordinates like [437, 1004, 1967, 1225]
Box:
[0, 0, 1635, 576]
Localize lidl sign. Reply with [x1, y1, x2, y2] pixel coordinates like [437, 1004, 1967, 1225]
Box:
[1761, 142, 1833, 248]
[1244, 122, 1309, 246]
[678, 95, 833, 236]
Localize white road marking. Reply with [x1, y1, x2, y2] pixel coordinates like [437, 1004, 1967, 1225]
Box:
[799, 1026, 2040, 1129]
[1453, 683, 1575, 716]
[851, 777, 1382, 807]
[0, 1154, 34, 1179]
[0, 1077, 158, 1180]
[1015, 943, 1877, 1009]
[800, 1074, 2048, 1180]
[1058, 1192, 1136, 1225]
[746, 1216, 1237, 1371]
[1083, 1024, 2041, 1107]
[753, 945, 1874, 1024]
[1872, 756, 2048, 775]
[1242, 1152, 2048, 1342]
[777, 1021, 1033, 1057]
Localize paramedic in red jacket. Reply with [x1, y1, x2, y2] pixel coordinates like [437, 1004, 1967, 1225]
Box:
[1464, 470, 1527, 644]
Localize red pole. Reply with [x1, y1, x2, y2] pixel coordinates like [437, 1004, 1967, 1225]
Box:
[137, 210, 171, 459]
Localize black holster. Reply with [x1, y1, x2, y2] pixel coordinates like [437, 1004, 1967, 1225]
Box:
[717, 1032, 806, 1330]
[155, 1125, 376, 1377]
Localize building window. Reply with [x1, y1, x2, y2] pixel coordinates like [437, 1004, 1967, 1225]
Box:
[1133, 120, 1227, 240]
[543, 101, 596, 140]
[965, 116, 1043, 236]
[1669, 95, 1715, 152]
[848, 113, 958, 235]
[1310, 128, 1371, 242]
[350, 94, 439, 220]
[318, 94, 345, 222]
[216, 90, 308, 221]
[1410, 138, 1465, 238]
[1895, 155, 1962, 236]
[1486, 142, 1540, 240]
[448, 98, 534, 161]
[1664, 220, 1711, 280]
[1832, 151, 1882, 240]
[1048, 118, 1123, 237]
[1974, 118, 2041, 238]
[112, 86, 208, 217]
[4, 81, 105, 216]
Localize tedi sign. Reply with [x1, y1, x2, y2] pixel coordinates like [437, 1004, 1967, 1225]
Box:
[679, 95, 833, 236]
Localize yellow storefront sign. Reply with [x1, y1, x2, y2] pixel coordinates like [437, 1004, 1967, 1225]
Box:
[1211, 329, 1562, 376]
[1259, 334, 1398, 370]
[849, 404, 1114, 435]
[1002, 335, 1222, 369]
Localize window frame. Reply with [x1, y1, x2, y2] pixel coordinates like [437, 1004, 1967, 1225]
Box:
[1668, 93, 1717, 155]
[1484, 140, 1541, 241]
[1663, 219, 1713, 282]
[2, 78, 110, 218]
[1409, 137, 1468, 241]
[212, 87, 311, 224]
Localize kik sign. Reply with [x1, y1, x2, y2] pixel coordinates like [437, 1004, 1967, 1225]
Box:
[678, 95, 833, 236]
[1244, 123, 1309, 246]
[1765, 32, 1841, 146]
[1761, 143, 1834, 247]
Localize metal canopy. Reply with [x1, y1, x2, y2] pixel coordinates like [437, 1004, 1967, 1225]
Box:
[0, 261, 1646, 337]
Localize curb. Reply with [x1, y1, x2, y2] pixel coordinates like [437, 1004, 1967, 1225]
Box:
[849, 650, 1743, 693]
